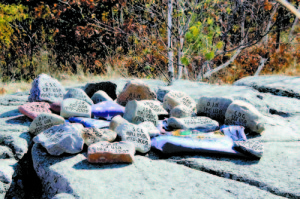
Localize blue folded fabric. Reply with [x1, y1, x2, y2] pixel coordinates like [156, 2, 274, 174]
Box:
[220, 125, 247, 141]
[68, 117, 110, 129]
[92, 101, 125, 121]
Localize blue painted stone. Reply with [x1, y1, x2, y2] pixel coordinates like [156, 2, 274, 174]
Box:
[92, 101, 125, 121]
[69, 117, 110, 129]
[220, 125, 247, 141]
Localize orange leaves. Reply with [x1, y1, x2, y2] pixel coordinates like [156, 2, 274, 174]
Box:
[264, 0, 272, 11]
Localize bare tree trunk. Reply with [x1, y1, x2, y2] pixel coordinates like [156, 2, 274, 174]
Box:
[276, 0, 300, 19]
[289, 6, 300, 42]
[254, 56, 268, 76]
[197, 61, 210, 81]
[263, 4, 279, 45]
[168, 0, 174, 85]
[177, 0, 183, 80]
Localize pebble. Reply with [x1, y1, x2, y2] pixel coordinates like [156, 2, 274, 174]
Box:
[60, 99, 91, 118]
[163, 91, 196, 113]
[29, 113, 65, 136]
[68, 117, 110, 129]
[18, 102, 51, 120]
[92, 101, 125, 120]
[138, 121, 160, 137]
[82, 128, 117, 146]
[64, 88, 93, 105]
[170, 104, 196, 118]
[109, 115, 129, 131]
[91, 90, 113, 104]
[84, 81, 117, 99]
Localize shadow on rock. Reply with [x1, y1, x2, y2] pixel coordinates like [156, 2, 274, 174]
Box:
[0, 110, 22, 118]
[5, 116, 31, 126]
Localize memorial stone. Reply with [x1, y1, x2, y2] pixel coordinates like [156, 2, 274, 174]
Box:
[91, 90, 113, 104]
[84, 81, 117, 99]
[87, 141, 136, 163]
[234, 139, 263, 158]
[28, 73, 66, 103]
[29, 113, 65, 136]
[115, 123, 151, 153]
[138, 121, 160, 137]
[32, 123, 84, 156]
[163, 91, 196, 113]
[167, 116, 219, 132]
[60, 99, 91, 118]
[197, 96, 234, 122]
[140, 100, 168, 116]
[109, 115, 129, 131]
[82, 128, 117, 146]
[50, 101, 61, 113]
[123, 100, 158, 126]
[64, 88, 93, 105]
[117, 79, 157, 106]
[92, 101, 125, 120]
[170, 104, 196, 118]
[69, 117, 110, 129]
[18, 102, 51, 120]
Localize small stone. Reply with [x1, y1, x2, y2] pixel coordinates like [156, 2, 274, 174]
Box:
[64, 88, 93, 105]
[197, 96, 234, 122]
[115, 123, 151, 153]
[225, 100, 266, 134]
[220, 125, 247, 141]
[50, 101, 61, 113]
[234, 139, 263, 158]
[163, 91, 196, 113]
[138, 121, 160, 137]
[92, 101, 125, 120]
[69, 117, 110, 129]
[140, 100, 168, 116]
[117, 79, 156, 106]
[88, 141, 135, 163]
[167, 116, 219, 132]
[29, 113, 65, 136]
[60, 99, 91, 118]
[28, 73, 66, 103]
[18, 102, 51, 120]
[33, 123, 84, 156]
[91, 90, 113, 104]
[170, 104, 196, 118]
[109, 115, 128, 131]
[82, 128, 117, 146]
[84, 81, 117, 99]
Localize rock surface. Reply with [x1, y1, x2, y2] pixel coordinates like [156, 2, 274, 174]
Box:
[29, 113, 65, 136]
[84, 81, 117, 99]
[18, 102, 51, 120]
[60, 99, 91, 118]
[91, 90, 113, 104]
[81, 128, 117, 146]
[64, 88, 93, 105]
[163, 91, 197, 113]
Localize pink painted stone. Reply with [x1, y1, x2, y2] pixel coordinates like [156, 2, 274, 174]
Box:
[18, 102, 51, 120]
[50, 101, 61, 113]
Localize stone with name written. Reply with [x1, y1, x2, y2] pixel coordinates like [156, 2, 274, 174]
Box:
[18, 102, 51, 120]
[50, 101, 61, 113]
[138, 121, 160, 137]
[91, 90, 113, 104]
[197, 96, 234, 122]
[84, 81, 117, 99]
[82, 128, 117, 146]
[109, 115, 129, 131]
[32, 123, 84, 156]
[170, 104, 196, 118]
[167, 116, 219, 132]
[28, 73, 66, 103]
[123, 100, 158, 126]
[163, 91, 196, 113]
[29, 113, 65, 136]
[224, 100, 266, 134]
[69, 117, 110, 129]
[117, 80, 157, 106]
[88, 141, 135, 163]
[115, 123, 151, 153]
[60, 99, 91, 118]
[92, 101, 125, 121]
[234, 139, 263, 158]
[64, 88, 93, 105]
[140, 100, 168, 116]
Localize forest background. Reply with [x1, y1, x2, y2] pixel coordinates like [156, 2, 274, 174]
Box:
[0, 0, 299, 94]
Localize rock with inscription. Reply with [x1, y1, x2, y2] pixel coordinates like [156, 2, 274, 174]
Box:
[225, 100, 266, 134]
[197, 96, 234, 122]
[70, 123, 84, 132]
[123, 100, 158, 126]
[91, 90, 113, 104]
[69, 117, 110, 129]
[167, 116, 219, 132]
[82, 128, 117, 146]
[29, 113, 65, 136]
[117, 79, 157, 106]
[50, 101, 61, 113]
[115, 123, 151, 153]
[220, 125, 247, 141]
[64, 88, 93, 105]
[163, 91, 197, 113]
[18, 102, 51, 120]
[92, 101, 125, 121]
[84, 81, 117, 100]
[32, 123, 84, 156]
[234, 139, 263, 159]
[88, 141, 136, 163]
[109, 115, 129, 131]
[138, 121, 160, 137]
[28, 73, 66, 103]
[170, 104, 196, 118]
[140, 100, 168, 116]
[60, 99, 91, 118]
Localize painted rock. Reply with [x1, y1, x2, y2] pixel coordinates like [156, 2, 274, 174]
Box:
[28, 73, 65, 103]
[18, 102, 51, 120]
[50, 101, 61, 113]
[91, 90, 113, 104]
[138, 121, 160, 137]
[64, 88, 93, 105]
[84, 81, 117, 99]
[60, 99, 91, 118]
[71, 123, 84, 132]
[32, 123, 84, 156]
[140, 100, 168, 116]
[109, 115, 129, 131]
[163, 91, 196, 113]
[115, 123, 151, 153]
[117, 79, 156, 106]
[29, 113, 65, 136]
[234, 139, 263, 158]
[92, 101, 125, 121]
[167, 116, 219, 132]
[69, 117, 110, 129]
[123, 100, 158, 126]
[220, 125, 247, 141]
[82, 128, 117, 146]
[88, 141, 135, 163]
[170, 104, 196, 118]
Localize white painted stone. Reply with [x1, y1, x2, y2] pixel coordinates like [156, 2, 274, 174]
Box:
[109, 115, 129, 131]
[81, 128, 117, 146]
[60, 99, 91, 118]
[163, 91, 196, 113]
[140, 100, 168, 116]
[170, 104, 196, 118]
[138, 121, 160, 137]
[29, 113, 65, 136]
[64, 88, 93, 105]
[91, 90, 113, 104]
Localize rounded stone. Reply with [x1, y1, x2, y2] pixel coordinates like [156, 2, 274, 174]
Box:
[64, 88, 93, 105]
[18, 102, 51, 120]
[138, 121, 160, 137]
[91, 90, 113, 104]
[29, 113, 65, 136]
[84, 81, 117, 99]
[170, 104, 196, 118]
[163, 90, 196, 113]
[81, 128, 117, 146]
[60, 99, 91, 118]
[109, 115, 129, 131]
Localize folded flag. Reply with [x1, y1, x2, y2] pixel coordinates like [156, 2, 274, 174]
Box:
[220, 125, 247, 141]
[69, 117, 110, 129]
[92, 101, 125, 121]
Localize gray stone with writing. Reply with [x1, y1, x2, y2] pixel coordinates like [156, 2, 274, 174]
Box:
[197, 96, 234, 122]
[91, 90, 113, 104]
[109, 115, 129, 131]
[60, 99, 91, 118]
[123, 100, 158, 126]
[64, 88, 93, 105]
[163, 91, 197, 113]
[28, 73, 66, 103]
[29, 113, 65, 136]
[140, 100, 168, 116]
[115, 123, 151, 153]
[167, 116, 219, 132]
[170, 104, 196, 118]
[82, 128, 117, 146]
[138, 121, 160, 137]
[32, 123, 84, 156]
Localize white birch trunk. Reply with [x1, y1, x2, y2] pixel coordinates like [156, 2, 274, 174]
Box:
[168, 0, 174, 84]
